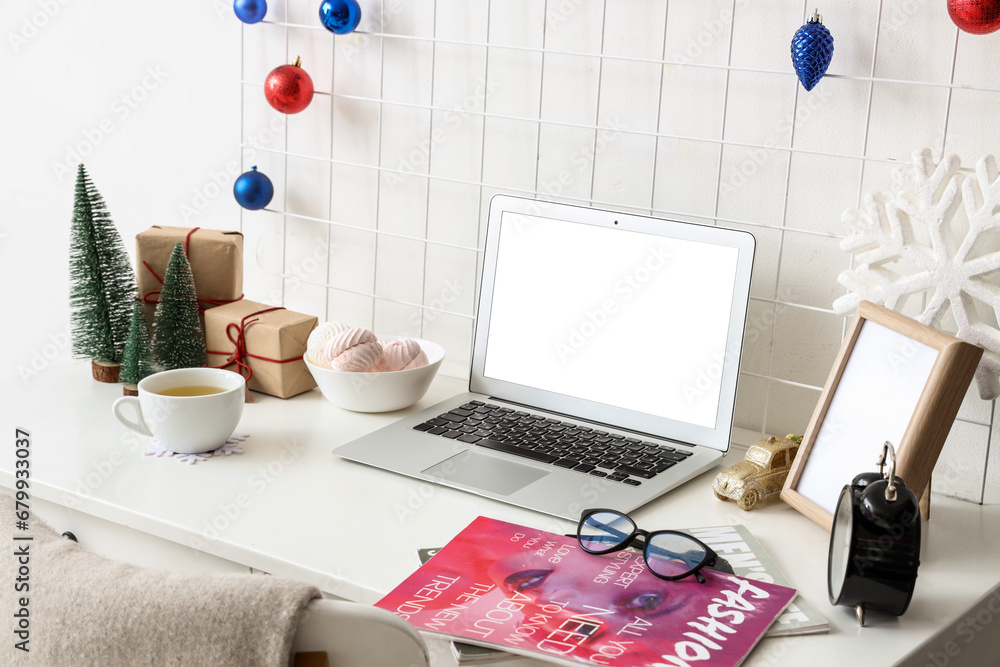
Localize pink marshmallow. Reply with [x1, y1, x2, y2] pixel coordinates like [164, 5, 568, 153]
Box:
[323, 327, 383, 372]
[376, 337, 428, 372]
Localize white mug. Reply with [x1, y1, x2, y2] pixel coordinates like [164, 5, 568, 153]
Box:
[112, 368, 246, 454]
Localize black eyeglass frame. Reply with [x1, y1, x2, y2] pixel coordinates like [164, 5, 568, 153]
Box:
[574, 508, 722, 584]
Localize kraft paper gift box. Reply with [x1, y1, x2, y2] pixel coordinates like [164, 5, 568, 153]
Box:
[204, 300, 318, 399]
[136, 226, 244, 324]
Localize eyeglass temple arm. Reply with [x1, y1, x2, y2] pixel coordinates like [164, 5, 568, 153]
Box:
[565, 532, 628, 545]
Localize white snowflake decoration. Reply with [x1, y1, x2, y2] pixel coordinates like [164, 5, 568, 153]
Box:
[144, 434, 249, 465]
[175, 452, 210, 465]
[834, 148, 1000, 400]
[144, 442, 175, 457]
[213, 434, 249, 457]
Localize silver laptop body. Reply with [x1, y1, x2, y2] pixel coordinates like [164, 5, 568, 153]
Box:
[333, 195, 755, 519]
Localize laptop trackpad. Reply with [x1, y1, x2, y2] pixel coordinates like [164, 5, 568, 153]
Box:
[422, 450, 548, 496]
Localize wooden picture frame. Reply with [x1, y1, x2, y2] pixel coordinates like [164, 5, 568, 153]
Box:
[780, 301, 982, 530]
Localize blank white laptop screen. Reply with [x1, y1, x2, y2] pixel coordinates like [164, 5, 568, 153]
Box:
[482, 212, 740, 430]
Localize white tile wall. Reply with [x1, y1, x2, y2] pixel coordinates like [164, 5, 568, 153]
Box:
[238, 0, 1000, 494]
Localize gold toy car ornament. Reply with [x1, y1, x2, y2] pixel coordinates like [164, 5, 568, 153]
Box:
[713, 435, 801, 510]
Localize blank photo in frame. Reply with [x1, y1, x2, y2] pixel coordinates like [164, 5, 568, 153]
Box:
[780, 301, 982, 530]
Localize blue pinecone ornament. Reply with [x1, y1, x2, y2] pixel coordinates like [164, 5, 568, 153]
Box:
[791, 9, 834, 91]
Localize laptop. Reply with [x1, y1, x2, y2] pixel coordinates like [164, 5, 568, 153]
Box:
[333, 195, 755, 519]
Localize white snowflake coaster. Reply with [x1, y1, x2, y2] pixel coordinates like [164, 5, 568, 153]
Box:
[174, 452, 210, 465]
[834, 148, 1000, 399]
[144, 442, 175, 457]
[213, 434, 248, 457]
[144, 434, 249, 465]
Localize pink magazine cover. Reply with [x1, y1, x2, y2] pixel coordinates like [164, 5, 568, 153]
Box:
[376, 516, 797, 667]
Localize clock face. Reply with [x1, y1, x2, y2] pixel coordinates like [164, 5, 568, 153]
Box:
[828, 487, 853, 601]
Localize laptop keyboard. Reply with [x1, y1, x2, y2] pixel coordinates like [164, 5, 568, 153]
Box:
[412, 400, 693, 486]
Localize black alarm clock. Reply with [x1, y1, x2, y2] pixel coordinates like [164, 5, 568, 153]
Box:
[827, 441, 921, 626]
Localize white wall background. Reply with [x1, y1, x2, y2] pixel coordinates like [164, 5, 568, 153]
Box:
[2, 0, 997, 496]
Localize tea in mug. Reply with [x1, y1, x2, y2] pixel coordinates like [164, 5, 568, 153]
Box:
[156, 385, 226, 397]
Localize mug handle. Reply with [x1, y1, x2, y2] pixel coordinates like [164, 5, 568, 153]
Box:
[112, 396, 152, 437]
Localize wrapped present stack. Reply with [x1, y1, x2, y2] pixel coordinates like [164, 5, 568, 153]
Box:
[135, 226, 318, 399]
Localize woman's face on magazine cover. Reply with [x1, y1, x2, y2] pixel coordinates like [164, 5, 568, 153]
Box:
[486, 549, 697, 619]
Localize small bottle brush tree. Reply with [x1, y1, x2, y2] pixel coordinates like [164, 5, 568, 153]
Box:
[152, 242, 207, 370]
[120, 300, 154, 395]
[69, 164, 136, 382]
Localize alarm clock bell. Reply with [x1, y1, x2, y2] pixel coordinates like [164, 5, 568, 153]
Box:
[827, 441, 921, 626]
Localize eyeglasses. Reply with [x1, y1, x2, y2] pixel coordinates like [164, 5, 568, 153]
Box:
[574, 508, 727, 584]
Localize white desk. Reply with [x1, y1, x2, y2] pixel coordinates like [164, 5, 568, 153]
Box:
[3, 359, 999, 666]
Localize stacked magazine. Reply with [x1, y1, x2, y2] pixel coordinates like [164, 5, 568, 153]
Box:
[424, 523, 829, 664]
[378, 517, 801, 666]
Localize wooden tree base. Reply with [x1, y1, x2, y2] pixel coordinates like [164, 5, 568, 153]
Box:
[122, 383, 139, 396]
[92, 359, 121, 383]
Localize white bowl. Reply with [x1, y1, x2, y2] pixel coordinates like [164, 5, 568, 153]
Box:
[304, 337, 444, 412]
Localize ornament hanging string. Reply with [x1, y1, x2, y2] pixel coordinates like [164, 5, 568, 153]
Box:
[206, 306, 305, 382]
[140, 227, 245, 311]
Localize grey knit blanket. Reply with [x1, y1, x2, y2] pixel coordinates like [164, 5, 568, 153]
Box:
[0, 494, 320, 666]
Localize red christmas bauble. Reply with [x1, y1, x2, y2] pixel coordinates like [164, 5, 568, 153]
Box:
[264, 57, 314, 114]
[948, 0, 1000, 34]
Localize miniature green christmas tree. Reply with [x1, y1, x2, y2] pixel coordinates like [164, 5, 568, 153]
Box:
[68, 164, 136, 381]
[120, 300, 154, 393]
[152, 242, 207, 371]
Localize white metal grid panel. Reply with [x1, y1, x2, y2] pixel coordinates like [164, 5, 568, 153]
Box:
[239, 0, 999, 494]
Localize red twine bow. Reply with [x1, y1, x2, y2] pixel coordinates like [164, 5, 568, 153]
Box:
[141, 227, 245, 312]
[206, 307, 304, 382]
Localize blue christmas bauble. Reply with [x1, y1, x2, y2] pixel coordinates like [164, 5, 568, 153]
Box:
[233, 167, 274, 210]
[790, 11, 834, 91]
[319, 0, 361, 34]
[234, 0, 267, 24]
